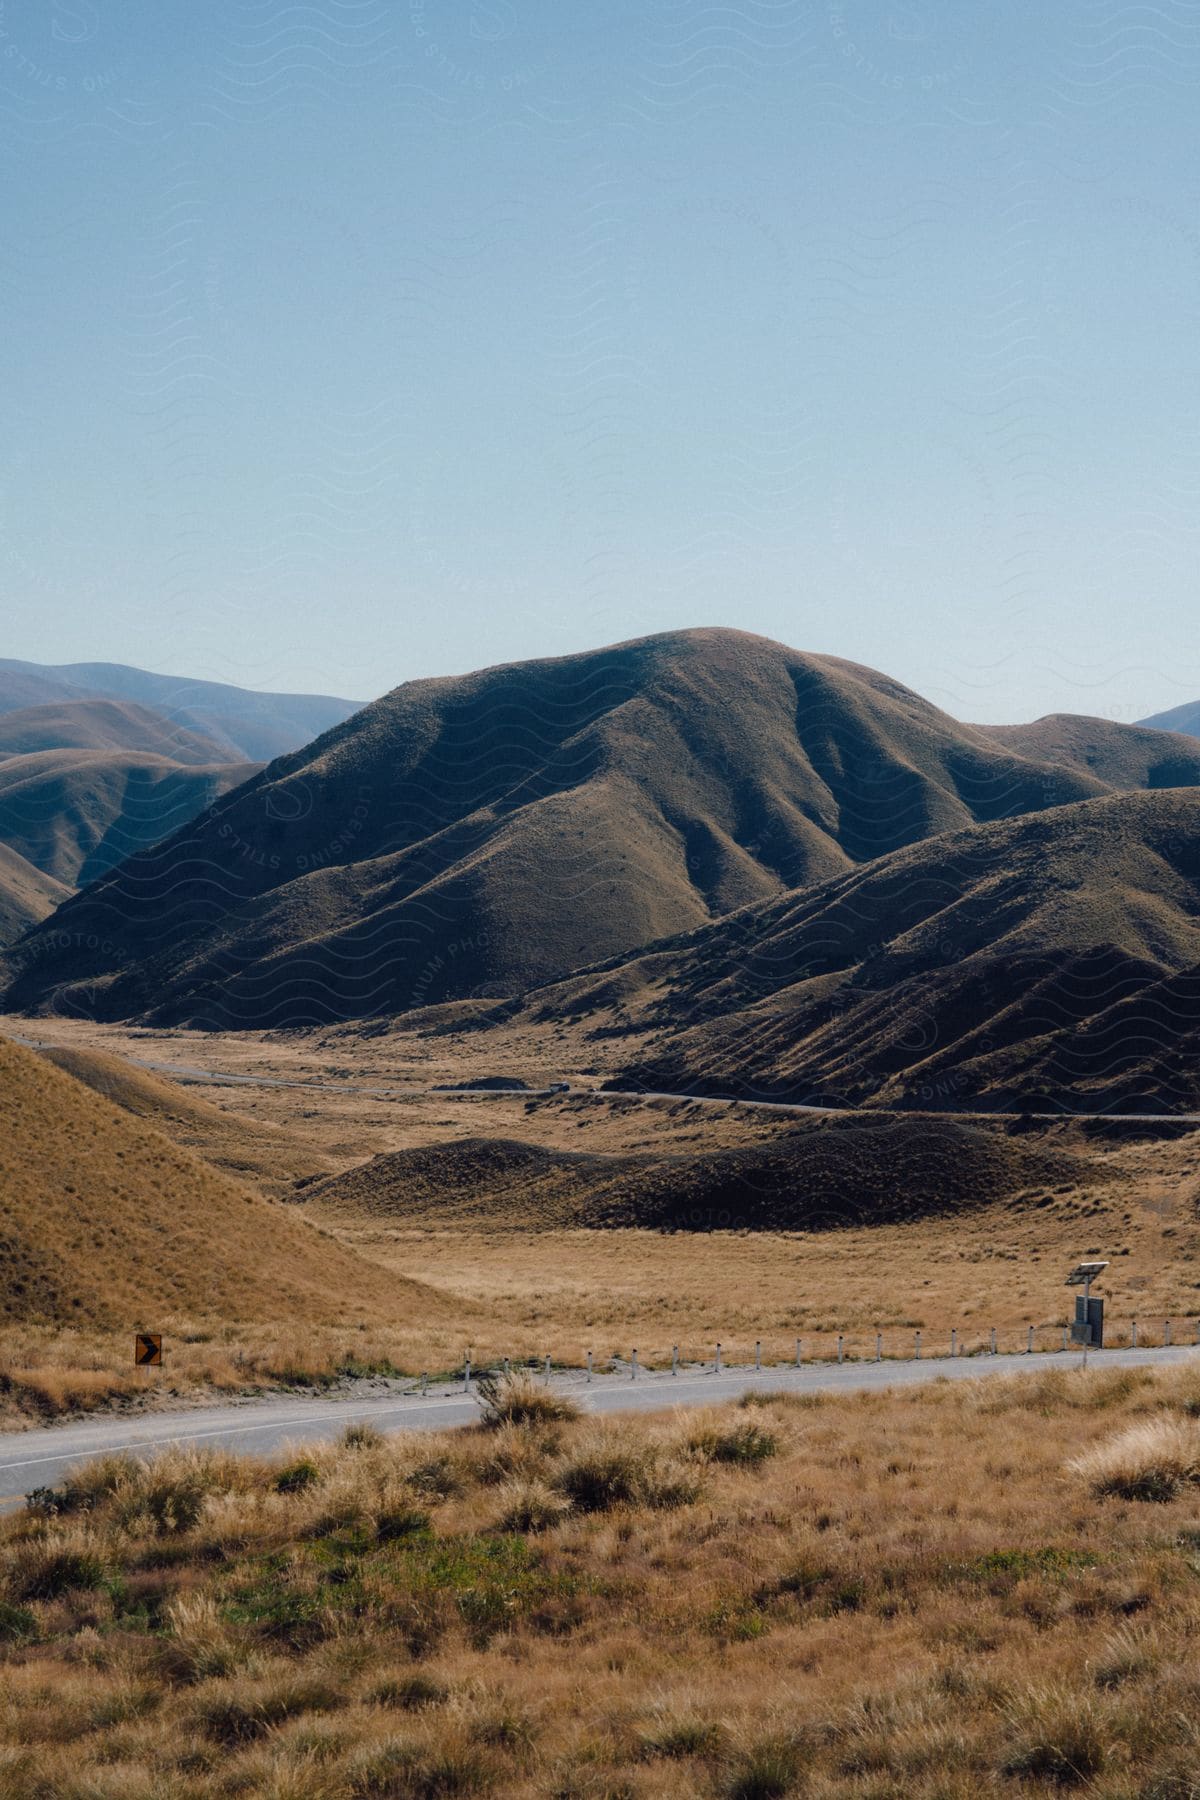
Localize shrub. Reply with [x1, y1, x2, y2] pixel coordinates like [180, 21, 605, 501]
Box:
[6, 1536, 106, 1601]
[686, 1417, 779, 1466]
[276, 1458, 321, 1495]
[1070, 1420, 1200, 1502]
[495, 1479, 570, 1534]
[554, 1431, 701, 1514]
[475, 1370, 580, 1430]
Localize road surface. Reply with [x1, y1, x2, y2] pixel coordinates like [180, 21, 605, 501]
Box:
[10, 1029, 1199, 1124]
[1, 1343, 1195, 1513]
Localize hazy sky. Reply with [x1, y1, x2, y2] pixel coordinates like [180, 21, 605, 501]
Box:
[3, 1, 1199, 722]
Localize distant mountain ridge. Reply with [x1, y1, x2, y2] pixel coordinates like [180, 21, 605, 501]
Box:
[9, 627, 1200, 1030]
[0, 660, 363, 763]
[1140, 699, 1200, 742]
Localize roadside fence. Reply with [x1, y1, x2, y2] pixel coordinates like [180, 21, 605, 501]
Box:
[430, 1318, 1200, 1391]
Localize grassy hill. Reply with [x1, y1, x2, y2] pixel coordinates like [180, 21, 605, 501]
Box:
[304, 1115, 1092, 1233]
[515, 787, 1200, 1113]
[10, 627, 1200, 1028]
[980, 713, 1200, 790]
[0, 659, 363, 762]
[0, 749, 256, 888]
[0, 1034, 429, 1329]
[0, 845, 68, 945]
[1141, 697, 1200, 740]
[32, 1042, 330, 1196]
[0, 699, 228, 764]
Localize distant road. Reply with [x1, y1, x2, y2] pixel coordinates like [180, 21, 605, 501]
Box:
[9, 1032, 1199, 1125]
[1, 1344, 1196, 1512]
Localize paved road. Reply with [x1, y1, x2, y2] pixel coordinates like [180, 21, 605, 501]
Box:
[11, 1030, 1199, 1124]
[2, 1344, 1195, 1513]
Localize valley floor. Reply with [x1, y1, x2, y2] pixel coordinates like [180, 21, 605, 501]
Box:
[2, 1016, 1198, 1424]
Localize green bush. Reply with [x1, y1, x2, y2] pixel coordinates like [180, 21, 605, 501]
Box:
[275, 1458, 321, 1494]
[687, 1419, 779, 1466]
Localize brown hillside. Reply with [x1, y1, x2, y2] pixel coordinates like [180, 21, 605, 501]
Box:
[0, 658, 362, 762]
[305, 1115, 1093, 1233]
[9, 628, 1197, 1028]
[0, 845, 67, 947]
[979, 713, 1200, 791]
[0, 748, 256, 886]
[0, 699, 228, 764]
[31, 1042, 330, 1196]
[524, 788, 1200, 1114]
[1141, 696, 1200, 740]
[0, 1035, 436, 1329]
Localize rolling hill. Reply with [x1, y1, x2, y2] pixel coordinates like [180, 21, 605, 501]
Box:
[0, 748, 256, 888]
[9, 628, 1200, 1029]
[0, 659, 363, 762]
[0, 845, 68, 945]
[303, 1116, 1093, 1233]
[0, 699, 229, 764]
[30, 1041, 331, 1197]
[1141, 698, 1200, 741]
[0, 1033, 432, 1329]
[520, 787, 1200, 1114]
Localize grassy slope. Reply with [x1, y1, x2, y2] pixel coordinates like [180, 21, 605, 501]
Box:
[0, 844, 67, 947]
[12, 626, 1198, 1028]
[34, 1043, 331, 1197]
[6, 1369, 1200, 1797]
[0, 749, 256, 886]
[0, 699, 227, 764]
[0, 1035, 432, 1330]
[518, 786, 1200, 1111]
[304, 1115, 1091, 1232]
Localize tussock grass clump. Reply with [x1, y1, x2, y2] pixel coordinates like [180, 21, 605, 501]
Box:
[720, 1736, 804, 1798]
[1070, 1419, 1200, 1501]
[684, 1410, 781, 1466]
[493, 1479, 570, 1534]
[638, 1705, 726, 1760]
[369, 1672, 450, 1711]
[555, 1431, 701, 1513]
[475, 1369, 581, 1429]
[194, 1676, 346, 1747]
[999, 1687, 1109, 1785]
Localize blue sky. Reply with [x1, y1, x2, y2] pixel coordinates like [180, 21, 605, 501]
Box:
[2, 0, 1199, 722]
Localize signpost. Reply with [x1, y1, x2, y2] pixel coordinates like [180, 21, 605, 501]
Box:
[135, 1333, 163, 1368]
[1065, 1261, 1108, 1369]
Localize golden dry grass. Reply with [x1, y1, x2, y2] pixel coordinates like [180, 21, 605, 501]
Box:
[0, 1035, 448, 1343]
[2, 1020, 1198, 1421]
[6, 1367, 1200, 1795]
